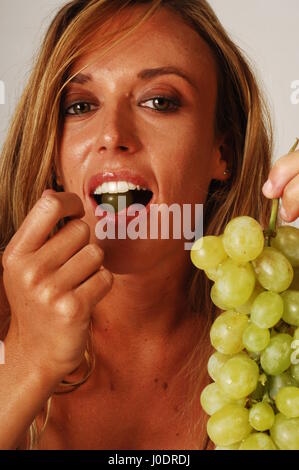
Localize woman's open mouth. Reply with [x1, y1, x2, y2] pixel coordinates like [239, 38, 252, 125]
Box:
[88, 172, 155, 221]
[92, 187, 153, 212]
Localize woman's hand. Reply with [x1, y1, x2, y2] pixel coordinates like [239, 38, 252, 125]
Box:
[2, 190, 113, 385]
[263, 149, 299, 222]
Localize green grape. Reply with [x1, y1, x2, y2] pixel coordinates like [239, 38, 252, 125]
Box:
[215, 443, 241, 450]
[222, 216, 265, 263]
[205, 266, 220, 282]
[252, 247, 294, 293]
[281, 290, 299, 327]
[191, 236, 227, 270]
[268, 371, 297, 400]
[249, 402, 275, 431]
[260, 334, 293, 376]
[197, 215, 299, 450]
[200, 382, 246, 416]
[207, 352, 232, 382]
[290, 268, 299, 290]
[207, 404, 252, 446]
[270, 413, 299, 450]
[237, 284, 264, 315]
[290, 363, 299, 383]
[217, 355, 259, 399]
[250, 291, 284, 329]
[242, 323, 270, 352]
[275, 386, 299, 418]
[210, 311, 249, 355]
[213, 259, 256, 308]
[239, 433, 277, 450]
[271, 226, 299, 267]
[210, 284, 231, 310]
[101, 192, 134, 212]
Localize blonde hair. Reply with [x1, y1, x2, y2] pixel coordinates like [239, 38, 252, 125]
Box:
[0, 0, 272, 449]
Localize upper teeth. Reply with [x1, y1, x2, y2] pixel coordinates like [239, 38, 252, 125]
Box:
[93, 181, 147, 195]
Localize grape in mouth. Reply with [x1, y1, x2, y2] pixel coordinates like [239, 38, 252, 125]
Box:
[93, 189, 153, 213]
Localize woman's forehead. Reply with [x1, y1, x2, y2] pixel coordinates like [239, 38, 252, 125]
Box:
[69, 6, 218, 86]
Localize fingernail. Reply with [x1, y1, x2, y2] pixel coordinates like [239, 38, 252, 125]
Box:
[280, 205, 288, 220]
[41, 189, 54, 198]
[263, 180, 273, 195]
[101, 268, 113, 285]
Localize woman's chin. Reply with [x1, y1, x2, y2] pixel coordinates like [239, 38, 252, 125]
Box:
[91, 237, 154, 275]
[91, 236, 173, 275]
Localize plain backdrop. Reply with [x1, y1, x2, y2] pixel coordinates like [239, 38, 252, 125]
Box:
[0, 0, 298, 226]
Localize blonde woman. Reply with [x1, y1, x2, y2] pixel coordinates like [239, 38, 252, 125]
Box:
[0, 0, 298, 451]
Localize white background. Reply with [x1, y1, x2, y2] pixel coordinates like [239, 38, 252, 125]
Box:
[0, 1, 298, 209]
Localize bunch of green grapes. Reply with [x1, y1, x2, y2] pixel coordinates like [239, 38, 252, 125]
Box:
[191, 218, 299, 450]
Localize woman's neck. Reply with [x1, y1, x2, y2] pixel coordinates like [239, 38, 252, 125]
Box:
[92, 286, 193, 378]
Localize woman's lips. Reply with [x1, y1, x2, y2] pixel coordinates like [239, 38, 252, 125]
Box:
[87, 169, 155, 224]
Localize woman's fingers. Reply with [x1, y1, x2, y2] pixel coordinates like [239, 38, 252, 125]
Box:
[2, 189, 113, 382]
[54, 243, 105, 291]
[35, 218, 91, 270]
[75, 267, 113, 308]
[263, 151, 299, 199]
[280, 173, 299, 222]
[7, 191, 85, 256]
[262, 150, 299, 222]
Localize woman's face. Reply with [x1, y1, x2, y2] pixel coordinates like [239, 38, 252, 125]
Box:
[58, 5, 226, 273]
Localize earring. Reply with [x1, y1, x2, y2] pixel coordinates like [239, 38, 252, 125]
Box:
[224, 170, 230, 176]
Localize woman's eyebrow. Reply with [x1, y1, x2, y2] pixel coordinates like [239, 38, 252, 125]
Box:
[137, 66, 197, 89]
[68, 66, 197, 89]
[69, 73, 92, 85]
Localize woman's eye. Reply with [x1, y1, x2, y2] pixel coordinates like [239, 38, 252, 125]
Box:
[65, 102, 97, 116]
[64, 97, 180, 116]
[141, 97, 180, 113]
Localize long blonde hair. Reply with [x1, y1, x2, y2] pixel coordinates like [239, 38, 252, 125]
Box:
[0, 0, 272, 449]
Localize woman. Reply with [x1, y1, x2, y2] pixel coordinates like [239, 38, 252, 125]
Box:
[0, 0, 298, 450]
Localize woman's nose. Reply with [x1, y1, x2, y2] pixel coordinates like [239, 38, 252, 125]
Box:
[96, 102, 141, 156]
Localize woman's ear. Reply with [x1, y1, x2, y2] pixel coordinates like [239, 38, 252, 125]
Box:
[211, 134, 232, 182]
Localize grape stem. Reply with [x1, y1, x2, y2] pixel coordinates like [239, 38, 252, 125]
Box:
[264, 138, 299, 246]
